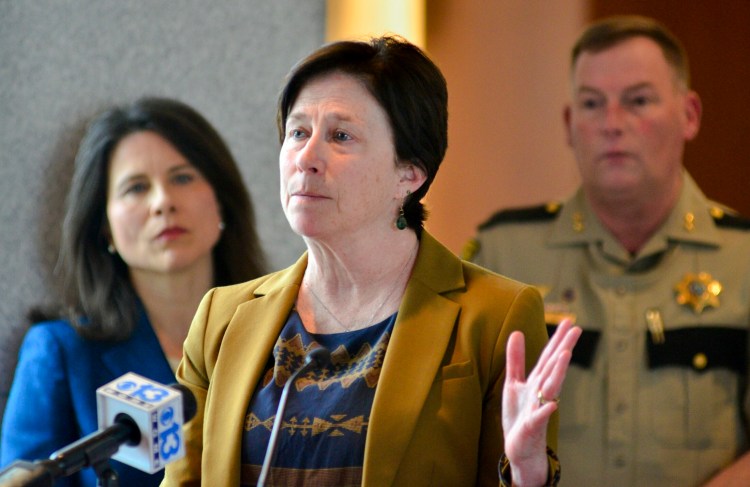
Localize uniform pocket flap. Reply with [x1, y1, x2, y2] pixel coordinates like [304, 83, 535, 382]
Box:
[646, 326, 747, 374]
[548, 325, 600, 368]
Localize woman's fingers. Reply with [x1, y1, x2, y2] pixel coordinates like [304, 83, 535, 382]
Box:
[505, 320, 582, 419]
[537, 324, 581, 405]
[505, 330, 527, 383]
[529, 319, 581, 382]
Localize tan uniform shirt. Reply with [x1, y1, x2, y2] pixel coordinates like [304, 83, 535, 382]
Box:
[469, 173, 750, 486]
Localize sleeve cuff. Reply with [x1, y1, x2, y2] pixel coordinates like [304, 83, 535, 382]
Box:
[498, 446, 561, 486]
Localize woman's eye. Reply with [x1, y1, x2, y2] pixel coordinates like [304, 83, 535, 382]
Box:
[124, 182, 147, 195]
[290, 129, 307, 139]
[173, 172, 195, 185]
[333, 131, 351, 142]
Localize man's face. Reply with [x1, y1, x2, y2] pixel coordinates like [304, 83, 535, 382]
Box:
[564, 36, 701, 201]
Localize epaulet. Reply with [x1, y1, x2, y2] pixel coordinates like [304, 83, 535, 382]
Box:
[478, 202, 562, 231]
[709, 206, 750, 230]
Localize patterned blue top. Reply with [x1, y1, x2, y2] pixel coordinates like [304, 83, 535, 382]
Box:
[240, 310, 396, 486]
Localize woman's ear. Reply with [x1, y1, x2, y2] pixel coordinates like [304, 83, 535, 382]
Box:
[397, 160, 427, 196]
[102, 222, 114, 248]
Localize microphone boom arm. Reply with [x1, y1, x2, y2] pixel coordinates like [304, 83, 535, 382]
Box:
[257, 347, 330, 487]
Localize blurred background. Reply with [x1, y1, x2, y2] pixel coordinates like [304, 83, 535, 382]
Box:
[1, 0, 748, 448]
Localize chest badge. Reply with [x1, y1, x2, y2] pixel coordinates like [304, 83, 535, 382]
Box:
[674, 272, 722, 314]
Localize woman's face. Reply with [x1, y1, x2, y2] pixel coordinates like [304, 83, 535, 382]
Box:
[280, 72, 412, 241]
[106, 131, 222, 279]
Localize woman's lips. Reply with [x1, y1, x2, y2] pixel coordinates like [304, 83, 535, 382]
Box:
[156, 227, 187, 240]
[292, 190, 329, 200]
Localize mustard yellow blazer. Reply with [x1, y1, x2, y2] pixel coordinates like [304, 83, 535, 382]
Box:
[162, 231, 553, 486]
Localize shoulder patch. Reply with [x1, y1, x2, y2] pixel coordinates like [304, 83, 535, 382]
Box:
[478, 202, 562, 231]
[710, 206, 750, 230]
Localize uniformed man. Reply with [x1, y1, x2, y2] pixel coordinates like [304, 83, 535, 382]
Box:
[467, 15, 750, 487]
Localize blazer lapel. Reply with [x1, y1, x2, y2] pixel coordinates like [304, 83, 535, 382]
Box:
[363, 232, 465, 486]
[199, 236, 465, 486]
[204, 255, 308, 485]
[100, 314, 174, 386]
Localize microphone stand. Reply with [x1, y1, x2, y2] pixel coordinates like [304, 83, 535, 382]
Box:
[92, 465, 118, 487]
[0, 421, 134, 487]
[257, 347, 330, 487]
[0, 383, 196, 487]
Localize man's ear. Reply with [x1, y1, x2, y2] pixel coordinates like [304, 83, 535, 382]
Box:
[563, 105, 574, 148]
[682, 90, 702, 141]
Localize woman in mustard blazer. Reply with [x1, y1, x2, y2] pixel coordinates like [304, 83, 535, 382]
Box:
[163, 36, 580, 487]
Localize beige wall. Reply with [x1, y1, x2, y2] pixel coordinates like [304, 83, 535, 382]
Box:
[325, 1, 589, 255]
[327, 0, 425, 46]
[425, 1, 587, 254]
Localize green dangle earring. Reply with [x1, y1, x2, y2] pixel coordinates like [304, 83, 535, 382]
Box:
[396, 190, 410, 230]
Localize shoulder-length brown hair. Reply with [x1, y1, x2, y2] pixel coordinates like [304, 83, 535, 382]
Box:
[56, 96, 266, 341]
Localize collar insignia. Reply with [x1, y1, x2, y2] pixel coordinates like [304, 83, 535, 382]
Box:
[674, 272, 721, 314]
[572, 211, 584, 232]
[683, 212, 695, 231]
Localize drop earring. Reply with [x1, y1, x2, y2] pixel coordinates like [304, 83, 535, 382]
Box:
[396, 191, 410, 230]
[107, 244, 116, 254]
[219, 221, 226, 231]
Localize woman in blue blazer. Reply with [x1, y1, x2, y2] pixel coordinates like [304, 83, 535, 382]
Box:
[0, 97, 266, 487]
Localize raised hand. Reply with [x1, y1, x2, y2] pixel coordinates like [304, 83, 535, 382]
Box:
[502, 319, 581, 486]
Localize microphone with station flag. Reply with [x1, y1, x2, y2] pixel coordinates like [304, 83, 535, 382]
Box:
[0, 373, 197, 487]
[257, 346, 331, 487]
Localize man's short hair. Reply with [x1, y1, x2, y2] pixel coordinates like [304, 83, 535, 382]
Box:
[571, 15, 690, 87]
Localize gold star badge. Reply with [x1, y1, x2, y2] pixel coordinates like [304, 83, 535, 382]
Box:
[674, 272, 722, 314]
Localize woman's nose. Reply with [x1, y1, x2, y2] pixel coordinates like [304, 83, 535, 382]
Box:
[295, 133, 325, 174]
[151, 184, 177, 215]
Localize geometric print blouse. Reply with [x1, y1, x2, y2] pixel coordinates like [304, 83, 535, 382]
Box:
[240, 309, 396, 486]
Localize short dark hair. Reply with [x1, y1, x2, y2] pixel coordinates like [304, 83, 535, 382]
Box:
[571, 15, 691, 87]
[58, 97, 266, 341]
[277, 35, 448, 234]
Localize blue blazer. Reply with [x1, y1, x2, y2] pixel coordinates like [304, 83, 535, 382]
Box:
[1, 313, 174, 487]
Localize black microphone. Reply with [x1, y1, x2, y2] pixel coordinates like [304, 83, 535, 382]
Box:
[257, 347, 331, 487]
[0, 375, 197, 487]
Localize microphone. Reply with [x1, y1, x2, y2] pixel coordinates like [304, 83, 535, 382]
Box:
[92, 373, 197, 474]
[257, 347, 330, 487]
[0, 373, 197, 487]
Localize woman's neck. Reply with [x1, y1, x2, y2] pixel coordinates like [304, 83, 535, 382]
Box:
[300, 231, 419, 334]
[130, 262, 214, 360]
